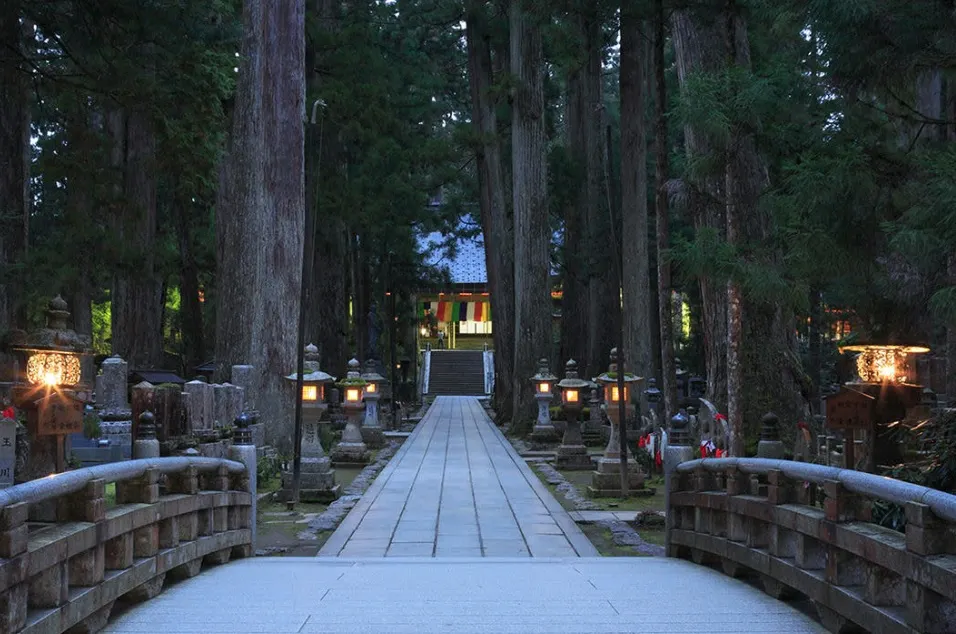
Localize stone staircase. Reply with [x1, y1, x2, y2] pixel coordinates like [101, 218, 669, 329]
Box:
[427, 350, 486, 396]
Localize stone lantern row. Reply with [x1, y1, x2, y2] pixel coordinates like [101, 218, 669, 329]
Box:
[530, 349, 650, 498]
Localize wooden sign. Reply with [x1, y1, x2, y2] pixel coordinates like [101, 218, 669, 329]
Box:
[825, 388, 875, 430]
[35, 392, 84, 436]
[0, 419, 15, 488]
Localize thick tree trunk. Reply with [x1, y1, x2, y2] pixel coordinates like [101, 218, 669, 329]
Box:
[620, 5, 652, 394]
[306, 0, 349, 378]
[562, 38, 589, 375]
[0, 2, 30, 338]
[654, 0, 678, 421]
[674, 6, 804, 448]
[584, 13, 617, 379]
[466, 1, 515, 422]
[177, 198, 205, 373]
[672, 8, 728, 414]
[216, 0, 305, 450]
[111, 108, 165, 368]
[510, 0, 550, 431]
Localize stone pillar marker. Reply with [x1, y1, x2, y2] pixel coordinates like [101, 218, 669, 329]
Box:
[360, 359, 386, 449]
[0, 412, 16, 488]
[230, 413, 258, 549]
[330, 359, 370, 466]
[529, 358, 558, 447]
[182, 379, 214, 434]
[231, 364, 256, 411]
[757, 412, 786, 459]
[664, 410, 696, 557]
[96, 355, 133, 458]
[554, 360, 593, 470]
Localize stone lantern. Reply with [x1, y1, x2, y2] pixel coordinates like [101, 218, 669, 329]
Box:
[555, 360, 592, 470]
[529, 358, 558, 446]
[284, 343, 335, 428]
[279, 344, 339, 502]
[590, 348, 644, 497]
[360, 359, 386, 448]
[330, 359, 370, 465]
[8, 296, 92, 477]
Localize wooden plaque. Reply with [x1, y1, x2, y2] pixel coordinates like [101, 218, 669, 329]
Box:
[825, 388, 875, 430]
[36, 392, 84, 436]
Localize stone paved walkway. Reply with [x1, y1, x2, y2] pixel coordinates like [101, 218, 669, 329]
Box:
[318, 396, 598, 558]
[102, 558, 827, 633]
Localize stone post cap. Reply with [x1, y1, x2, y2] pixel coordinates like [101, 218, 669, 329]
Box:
[138, 411, 156, 439]
[760, 412, 780, 441]
[669, 410, 690, 446]
[234, 412, 253, 445]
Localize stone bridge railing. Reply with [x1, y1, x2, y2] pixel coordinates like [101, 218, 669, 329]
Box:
[667, 457, 956, 633]
[0, 457, 254, 634]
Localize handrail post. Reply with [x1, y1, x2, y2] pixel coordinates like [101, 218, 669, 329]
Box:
[0, 502, 29, 631]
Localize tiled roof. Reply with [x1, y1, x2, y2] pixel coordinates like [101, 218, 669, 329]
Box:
[419, 232, 487, 285]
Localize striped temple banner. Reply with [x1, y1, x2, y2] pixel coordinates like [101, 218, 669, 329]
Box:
[421, 301, 490, 322]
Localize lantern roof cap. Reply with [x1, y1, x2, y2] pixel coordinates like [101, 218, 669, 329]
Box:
[285, 370, 336, 383]
[595, 347, 639, 384]
[838, 341, 930, 354]
[338, 358, 368, 387]
[530, 358, 558, 383]
[360, 359, 387, 383]
[557, 359, 589, 389]
[11, 296, 91, 355]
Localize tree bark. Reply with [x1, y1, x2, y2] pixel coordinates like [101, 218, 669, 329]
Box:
[110, 107, 165, 368]
[620, 3, 652, 397]
[0, 1, 30, 337]
[672, 7, 728, 414]
[306, 0, 349, 378]
[562, 30, 589, 375]
[466, 1, 516, 422]
[176, 197, 205, 373]
[216, 0, 305, 450]
[583, 12, 617, 379]
[510, 0, 550, 431]
[654, 0, 678, 421]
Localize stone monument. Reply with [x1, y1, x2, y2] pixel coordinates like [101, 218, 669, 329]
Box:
[278, 413, 339, 503]
[757, 412, 786, 459]
[96, 355, 132, 458]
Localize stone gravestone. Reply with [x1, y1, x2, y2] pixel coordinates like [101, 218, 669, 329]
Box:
[130, 381, 155, 441]
[279, 416, 339, 502]
[231, 364, 264, 447]
[96, 355, 133, 458]
[0, 417, 15, 488]
[213, 383, 243, 430]
[182, 379, 214, 434]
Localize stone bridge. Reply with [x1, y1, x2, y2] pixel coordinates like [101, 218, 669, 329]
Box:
[0, 396, 953, 633]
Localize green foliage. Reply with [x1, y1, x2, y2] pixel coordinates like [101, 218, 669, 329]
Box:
[83, 412, 102, 440]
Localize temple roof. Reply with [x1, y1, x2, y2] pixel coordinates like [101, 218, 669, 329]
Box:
[419, 232, 487, 285]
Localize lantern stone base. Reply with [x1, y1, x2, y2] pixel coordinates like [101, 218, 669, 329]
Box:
[554, 444, 593, 470]
[361, 427, 385, 449]
[587, 458, 649, 498]
[330, 442, 370, 466]
[530, 425, 559, 448]
[278, 462, 340, 503]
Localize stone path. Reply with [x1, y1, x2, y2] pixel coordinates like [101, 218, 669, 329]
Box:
[318, 396, 597, 558]
[102, 557, 827, 633]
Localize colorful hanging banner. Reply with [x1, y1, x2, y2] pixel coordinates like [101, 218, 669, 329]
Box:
[421, 301, 492, 322]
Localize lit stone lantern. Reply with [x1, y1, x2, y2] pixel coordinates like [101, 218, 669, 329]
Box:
[529, 358, 558, 446]
[330, 359, 370, 465]
[278, 343, 339, 502]
[555, 360, 593, 470]
[360, 359, 386, 449]
[9, 296, 92, 477]
[285, 343, 335, 426]
[839, 343, 929, 385]
[590, 348, 645, 497]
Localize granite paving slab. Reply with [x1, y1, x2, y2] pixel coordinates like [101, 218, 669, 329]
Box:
[102, 558, 827, 633]
[318, 396, 598, 558]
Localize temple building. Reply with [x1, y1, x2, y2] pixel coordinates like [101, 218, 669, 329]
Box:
[416, 232, 492, 350]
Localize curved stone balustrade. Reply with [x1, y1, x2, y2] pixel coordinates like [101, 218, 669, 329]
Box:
[667, 457, 956, 633]
[0, 457, 253, 634]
